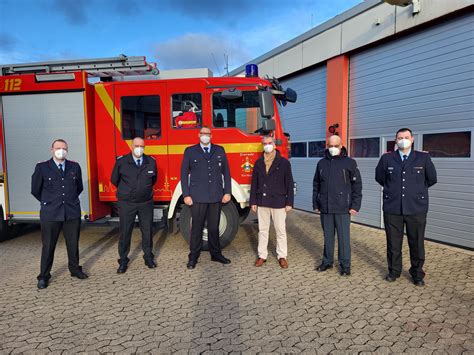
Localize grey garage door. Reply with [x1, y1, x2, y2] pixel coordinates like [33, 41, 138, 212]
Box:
[280, 65, 327, 211]
[348, 13, 474, 248]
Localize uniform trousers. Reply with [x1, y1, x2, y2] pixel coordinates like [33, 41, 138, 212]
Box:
[383, 213, 426, 281]
[257, 207, 288, 260]
[38, 218, 81, 280]
[118, 200, 154, 265]
[320, 213, 351, 269]
[189, 202, 222, 262]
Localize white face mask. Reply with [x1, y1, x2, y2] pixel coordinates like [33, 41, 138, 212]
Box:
[200, 135, 211, 145]
[397, 138, 412, 150]
[54, 148, 67, 160]
[328, 147, 340, 156]
[263, 144, 274, 153]
[133, 147, 144, 157]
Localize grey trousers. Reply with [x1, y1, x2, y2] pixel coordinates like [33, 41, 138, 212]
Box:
[320, 213, 351, 269]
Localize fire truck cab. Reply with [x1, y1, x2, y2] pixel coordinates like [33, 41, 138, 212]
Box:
[0, 56, 296, 249]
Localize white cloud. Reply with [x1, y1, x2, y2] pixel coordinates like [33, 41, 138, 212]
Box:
[153, 33, 251, 74]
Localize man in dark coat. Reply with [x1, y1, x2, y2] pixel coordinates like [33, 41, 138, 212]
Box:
[250, 136, 294, 269]
[376, 128, 437, 286]
[313, 135, 362, 276]
[111, 137, 158, 273]
[31, 139, 88, 289]
[180, 126, 232, 269]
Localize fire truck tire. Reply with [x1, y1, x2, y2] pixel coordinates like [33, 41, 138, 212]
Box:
[180, 202, 240, 250]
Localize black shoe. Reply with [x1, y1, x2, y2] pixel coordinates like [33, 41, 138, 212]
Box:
[145, 260, 157, 269]
[37, 279, 48, 289]
[117, 264, 128, 274]
[385, 274, 399, 282]
[71, 271, 89, 279]
[340, 269, 351, 276]
[316, 264, 333, 272]
[413, 279, 425, 287]
[187, 262, 196, 270]
[211, 256, 231, 265]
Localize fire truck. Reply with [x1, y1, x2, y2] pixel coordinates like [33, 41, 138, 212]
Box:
[0, 55, 296, 248]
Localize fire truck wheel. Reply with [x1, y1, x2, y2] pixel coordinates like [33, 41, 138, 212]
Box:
[180, 202, 240, 250]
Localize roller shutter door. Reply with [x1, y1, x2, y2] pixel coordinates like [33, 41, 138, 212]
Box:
[280, 66, 327, 211]
[348, 13, 474, 248]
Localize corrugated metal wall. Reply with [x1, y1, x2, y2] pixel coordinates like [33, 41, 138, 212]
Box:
[348, 13, 474, 248]
[280, 66, 327, 211]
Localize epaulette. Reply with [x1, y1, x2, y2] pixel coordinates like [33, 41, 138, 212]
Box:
[149, 156, 156, 160]
[116, 155, 124, 160]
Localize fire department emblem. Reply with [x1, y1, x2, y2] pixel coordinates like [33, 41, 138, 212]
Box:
[241, 157, 254, 173]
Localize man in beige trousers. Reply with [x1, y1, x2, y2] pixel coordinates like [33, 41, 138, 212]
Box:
[249, 136, 294, 268]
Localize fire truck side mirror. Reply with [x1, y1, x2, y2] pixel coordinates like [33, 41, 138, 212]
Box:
[285, 88, 297, 103]
[262, 119, 276, 132]
[259, 90, 274, 118]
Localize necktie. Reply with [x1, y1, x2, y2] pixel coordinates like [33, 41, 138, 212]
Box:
[402, 155, 407, 163]
[58, 163, 64, 173]
[204, 147, 209, 155]
[137, 159, 141, 167]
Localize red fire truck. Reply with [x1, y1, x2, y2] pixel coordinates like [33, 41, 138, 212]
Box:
[0, 55, 296, 248]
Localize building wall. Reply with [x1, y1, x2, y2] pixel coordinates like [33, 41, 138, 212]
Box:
[348, 13, 474, 248]
[279, 66, 327, 211]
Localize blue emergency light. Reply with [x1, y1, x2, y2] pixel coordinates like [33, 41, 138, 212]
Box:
[245, 64, 259, 78]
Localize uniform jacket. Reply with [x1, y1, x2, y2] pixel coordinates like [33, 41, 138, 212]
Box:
[180, 144, 231, 203]
[312, 148, 362, 214]
[375, 150, 437, 215]
[111, 153, 157, 203]
[249, 150, 294, 209]
[31, 159, 83, 222]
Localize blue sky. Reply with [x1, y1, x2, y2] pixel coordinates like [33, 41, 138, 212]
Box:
[0, 0, 362, 74]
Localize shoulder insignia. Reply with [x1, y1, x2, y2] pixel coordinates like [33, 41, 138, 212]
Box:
[149, 156, 156, 160]
[116, 155, 124, 160]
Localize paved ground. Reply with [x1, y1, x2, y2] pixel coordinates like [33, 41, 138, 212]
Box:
[0, 210, 472, 354]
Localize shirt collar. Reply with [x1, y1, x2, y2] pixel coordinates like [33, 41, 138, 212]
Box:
[398, 149, 412, 160]
[132, 155, 143, 164]
[53, 159, 66, 168]
[200, 143, 212, 152]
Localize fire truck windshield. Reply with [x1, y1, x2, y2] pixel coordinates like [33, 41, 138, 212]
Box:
[212, 90, 268, 134]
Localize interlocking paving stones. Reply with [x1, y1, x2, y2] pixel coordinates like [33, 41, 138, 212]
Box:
[0, 210, 472, 353]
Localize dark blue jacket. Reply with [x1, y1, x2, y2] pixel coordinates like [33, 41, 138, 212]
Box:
[249, 150, 294, 209]
[111, 153, 157, 203]
[313, 148, 362, 214]
[376, 150, 437, 215]
[180, 144, 231, 203]
[31, 159, 83, 222]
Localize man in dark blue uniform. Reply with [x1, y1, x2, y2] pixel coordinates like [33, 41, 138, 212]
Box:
[180, 126, 232, 269]
[111, 137, 158, 274]
[313, 135, 362, 276]
[376, 128, 437, 286]
[31, 139, 88, 289]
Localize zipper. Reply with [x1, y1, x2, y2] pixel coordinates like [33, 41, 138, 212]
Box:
[343, 169, 347, 183]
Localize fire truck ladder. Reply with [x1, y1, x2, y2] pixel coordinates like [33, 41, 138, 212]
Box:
[0, 55, 159, 77]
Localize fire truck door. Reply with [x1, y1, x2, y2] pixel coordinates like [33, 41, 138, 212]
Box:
[113, 82, 171, 200]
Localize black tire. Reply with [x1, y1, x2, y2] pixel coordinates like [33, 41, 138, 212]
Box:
[180, 202, 240, 250]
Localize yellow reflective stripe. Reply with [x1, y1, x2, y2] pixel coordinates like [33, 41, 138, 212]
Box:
[95, 84, 122, 133]
[133, 143, 263, 155]
[10, 211, 88, 215]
